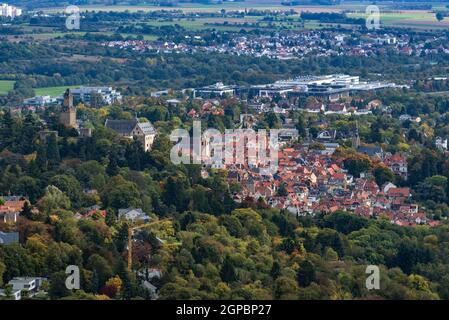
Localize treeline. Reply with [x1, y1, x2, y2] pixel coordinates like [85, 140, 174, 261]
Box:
[300, 12, 365, 25]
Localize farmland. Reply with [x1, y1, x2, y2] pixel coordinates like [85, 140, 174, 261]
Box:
[34, 85, 80, 97]
[0, 80, 15, 95]
[31, 1, 449, 31]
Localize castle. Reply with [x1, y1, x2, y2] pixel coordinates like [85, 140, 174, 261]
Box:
[59, 89, 77, 128]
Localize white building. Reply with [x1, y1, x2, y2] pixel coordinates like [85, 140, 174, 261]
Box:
[70, 86, 122, 106]
[0, 288, 21, 300]
[23, 95, 57, 107]
[193, 82, 235, 98]
[118, 208, 150, 223]
[0, 3, 22, 18]
[436, 137, 448, 151]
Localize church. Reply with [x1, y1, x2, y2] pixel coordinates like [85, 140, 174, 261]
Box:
[105, 117, 156, 152]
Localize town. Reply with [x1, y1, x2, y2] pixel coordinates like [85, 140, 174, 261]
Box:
[2, 0, 449, 303]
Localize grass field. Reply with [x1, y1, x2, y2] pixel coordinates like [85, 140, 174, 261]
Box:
[0, 80, 15, 95]
[9, 31, 159, 41]
[34, 85, 80, 97]
[35, 1, 449, 31]
[348, 10, 449, 29]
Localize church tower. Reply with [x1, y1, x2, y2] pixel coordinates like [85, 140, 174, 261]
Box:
[59, 89, 77, 128]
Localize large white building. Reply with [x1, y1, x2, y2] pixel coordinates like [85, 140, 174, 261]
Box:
[0, 3, 22, 18]
[70, 86, 122, 106]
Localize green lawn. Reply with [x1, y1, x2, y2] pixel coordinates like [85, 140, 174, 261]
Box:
[0, 80, 15, 95]
[347, 11, 449, 29]
[34, 85, 80, 97]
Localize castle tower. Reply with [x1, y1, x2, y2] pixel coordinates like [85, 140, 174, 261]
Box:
[59, 89, 77, 128]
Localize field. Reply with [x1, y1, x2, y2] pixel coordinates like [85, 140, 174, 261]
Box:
[34, 1, 449, 31]
[34, 85, 80, 97]
[9, 32, 159, 41]
[0, 80, 15, 95]
[348, 10, 449, 29]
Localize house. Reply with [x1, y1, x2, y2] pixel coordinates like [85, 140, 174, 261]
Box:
[436, 137, 448, 151]
[326, 103, 347, 114]
[384, 153, 408, 179]
[118, 208, 150, 223]
[0, 231, 19, 245]
[0, 209, 20, 224]
[0, 197, 27, 224]
[399, 114, 421, 123]
[316, 130, 337, 142]
[142, 280, 158, 298]
[138, 268, 162, 281]
[105, 117, 156, 152]
[83, 208, 107, 219]
[305, 102, 325, 113]
[387, 187, 411, 200]
[0, 288, 21, 300]
[8, 277, 36, 293]
[4, 277, 47, 299]
[357, 145, 384, 158]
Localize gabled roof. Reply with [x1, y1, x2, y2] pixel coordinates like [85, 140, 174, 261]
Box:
[105, 119, 138, 135]
[137, 122, 156, 135]
[105, 118, 156, 136]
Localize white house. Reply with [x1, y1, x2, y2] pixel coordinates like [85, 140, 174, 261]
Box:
[0, 288, 21, 300]
[118, 208, 150, 223]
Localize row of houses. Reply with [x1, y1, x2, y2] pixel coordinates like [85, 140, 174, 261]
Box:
[226, 144, 429, 226]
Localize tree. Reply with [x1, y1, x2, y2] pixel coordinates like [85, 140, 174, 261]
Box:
[101, 176, 141, 210]
[116, 259, 137, 300]
[270, 261, 281, 280]
[373, 164, 395, 187]
[274, 276, 298, 299]
[99, 275, 122, 298]
[49, 174, 83, 207]
[220, 256, 237, 283]
[1, 284, 14, 300]
[0, 261, 5, 287]
[163, 174, 189, 212]
[20, 200, 34, 220]
[46, 133, 60, 168]
[343, 153, 372, 177]
[264, 112, 280, 129]
[297, 260, 316, 287]
[296, 113, 306, 138]
[49, 271, 72, 299]
[37, 185, 71, 213]
[86, 254, 113, 289]
[436, 12, 445, 22]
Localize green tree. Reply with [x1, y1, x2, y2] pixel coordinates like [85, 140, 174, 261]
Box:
[220, 256, 237, 283]
[297, 260, 316, 287]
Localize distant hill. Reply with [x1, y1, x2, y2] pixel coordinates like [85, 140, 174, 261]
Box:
[4, 0, 243, 10]
[7, 0, 443, 10]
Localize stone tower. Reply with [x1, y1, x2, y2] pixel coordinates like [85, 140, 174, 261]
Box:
[59, 89, 77, 128]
